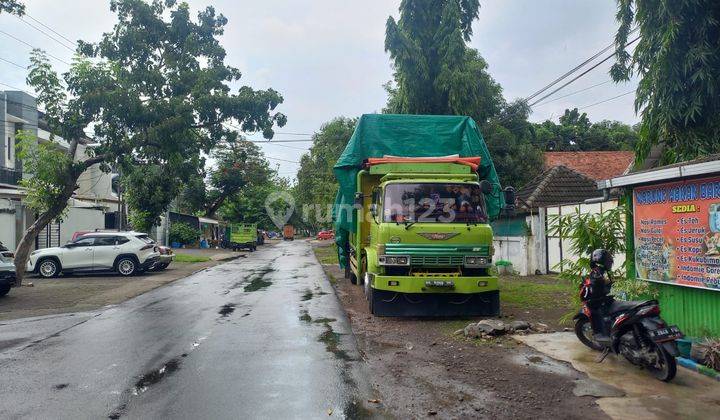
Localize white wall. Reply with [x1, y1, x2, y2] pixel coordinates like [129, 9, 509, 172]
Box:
[59, 206, 105, 245]
[546, 200, 626, 273]
[0, 198, 15, 249]
[492, 211, 547, 276]
[494, 236, 529, 276]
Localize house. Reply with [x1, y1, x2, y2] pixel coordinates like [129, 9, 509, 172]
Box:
[544, 151, 635, 180]
[0, 91, 122, 250]
[493, 152, 634, 276]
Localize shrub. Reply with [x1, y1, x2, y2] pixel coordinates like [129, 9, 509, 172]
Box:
[169, 222, 200, 245]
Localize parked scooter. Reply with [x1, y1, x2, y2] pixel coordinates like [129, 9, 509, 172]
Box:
[574, 249, 683, 382]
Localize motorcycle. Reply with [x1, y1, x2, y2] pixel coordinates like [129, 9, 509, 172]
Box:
[574, 292, 684, 382]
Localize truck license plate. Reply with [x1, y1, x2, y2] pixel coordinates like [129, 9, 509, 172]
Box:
[425, 280, 455, 288]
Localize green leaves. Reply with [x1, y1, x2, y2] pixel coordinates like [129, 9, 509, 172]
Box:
[0, 0, 25, 16]
[16, 131, 72, 217]
[612, 0, 720, 164]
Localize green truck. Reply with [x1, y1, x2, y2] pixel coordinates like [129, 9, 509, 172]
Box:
[226, 223, 257, 251]
[333, 114, 513, 317]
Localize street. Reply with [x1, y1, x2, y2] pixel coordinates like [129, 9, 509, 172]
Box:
[0, 241, 377, 419]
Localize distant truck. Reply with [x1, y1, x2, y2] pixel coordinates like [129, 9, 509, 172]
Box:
[283, 224, 295, 241]
[333, 114, 514, 317]
[226, 223, 257, 251]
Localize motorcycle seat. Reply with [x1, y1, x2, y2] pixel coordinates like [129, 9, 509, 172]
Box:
[608, 299, 656, 314]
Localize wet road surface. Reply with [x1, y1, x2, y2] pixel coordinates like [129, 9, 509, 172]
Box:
[0, 241, 374, 419]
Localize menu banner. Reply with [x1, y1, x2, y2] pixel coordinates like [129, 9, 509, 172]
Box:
[633, 175, 720, 291]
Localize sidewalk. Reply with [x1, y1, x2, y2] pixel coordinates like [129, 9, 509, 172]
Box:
[515, 332, 720, 419]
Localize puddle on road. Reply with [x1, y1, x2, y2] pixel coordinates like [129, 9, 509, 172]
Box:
[318, 323, 353, 361]
[301, 289, 314, 301]
[134, 358, 181, 395]
[244, 277, 272, 292]
[232, 266, 274, 292]
[218, 303, 236, 317]
[53, 383, 69, 390]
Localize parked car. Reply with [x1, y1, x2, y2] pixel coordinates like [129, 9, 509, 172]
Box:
[0, 241, 13, 258]
[0, 255, 16, 297]
[27, 231, 160, 278]
[152, 245, 174, 271]
[316, 230, 334, 240]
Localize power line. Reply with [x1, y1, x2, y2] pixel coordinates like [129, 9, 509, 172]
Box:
[525, 27, 638, 102]
[0, 57, 27, 70]
[528, 35, 640, 107]
[532, 80, 612, 108]
[24, 14, 76, 46]
[577, 90, 635, 110]
[16, 16, 76, 52]
[0, 29, 71, 65]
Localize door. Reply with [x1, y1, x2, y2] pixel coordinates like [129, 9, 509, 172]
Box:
[92, 236, 121, 270]
[61, 236, 95, 269]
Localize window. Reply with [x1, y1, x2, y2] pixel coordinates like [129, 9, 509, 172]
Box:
[94, 237, 118, 246]
[135, 234, 155, 244]
[116, 237, 130, 245]
[383, 182, 487, 224]
[71, 237, 96, 247]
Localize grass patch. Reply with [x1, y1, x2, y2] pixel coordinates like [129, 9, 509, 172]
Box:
[499, 275, 574, 309]
[314, 244, 339, 265]
[174, 253, 211, 263]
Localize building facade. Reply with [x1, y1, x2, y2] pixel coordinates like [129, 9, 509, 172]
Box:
[0, 90, 122, 250]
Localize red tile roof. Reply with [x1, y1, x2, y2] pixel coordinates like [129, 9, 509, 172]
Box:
[544, 151, 635, 181]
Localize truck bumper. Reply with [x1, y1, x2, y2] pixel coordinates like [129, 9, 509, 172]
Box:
[369, 274, 500, 317]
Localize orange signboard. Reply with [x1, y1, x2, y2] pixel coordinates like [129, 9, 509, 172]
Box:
[633, 175, 720, 291]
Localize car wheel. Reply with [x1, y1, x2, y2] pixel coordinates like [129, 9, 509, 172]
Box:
[0, 284, 10, 297]
[116, 257, 137, 276]
[38, 258, 59, 278]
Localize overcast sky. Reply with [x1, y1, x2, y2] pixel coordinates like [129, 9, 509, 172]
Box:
[0, 0, 639, 179]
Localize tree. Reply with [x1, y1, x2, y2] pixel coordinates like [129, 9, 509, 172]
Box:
[219, 176, 293, 232]
[383, 1, 540, 189]
[612, 0, 720, 165]
[532, 108, 639, 152]
[0, 0, 24, 15]
[294, 117, 355, 232]
[13, 0, 285, 283]
[181, 140, 274, 219]
[384, 0, 502, 124]
[483, 101, 544, 188]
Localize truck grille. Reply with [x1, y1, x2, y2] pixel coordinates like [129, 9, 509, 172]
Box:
[410, 256, 464, 266]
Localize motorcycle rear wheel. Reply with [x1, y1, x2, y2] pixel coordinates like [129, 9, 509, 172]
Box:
[574, 318, 604, 351]
[646, 341, 677, 382]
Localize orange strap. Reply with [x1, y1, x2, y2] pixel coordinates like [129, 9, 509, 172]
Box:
[365, 156, 481, 171]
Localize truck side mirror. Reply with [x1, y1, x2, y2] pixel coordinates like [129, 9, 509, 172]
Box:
[503, 187, 516, 206]
[354, 192, 364, 206]
[370, 203, 378, 217]
[479, 180, 493, 194]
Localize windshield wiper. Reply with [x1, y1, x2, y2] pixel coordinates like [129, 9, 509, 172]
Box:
[404, 219, 417, 230]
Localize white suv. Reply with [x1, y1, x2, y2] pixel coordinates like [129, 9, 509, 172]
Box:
[27, 231, 161, 278]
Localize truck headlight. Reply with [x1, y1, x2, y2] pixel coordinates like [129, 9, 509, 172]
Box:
[465, 256, 489, 267]
[379, 255, 410, 266]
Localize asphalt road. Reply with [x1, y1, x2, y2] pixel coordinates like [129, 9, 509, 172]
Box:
[0, 241, 375, 419]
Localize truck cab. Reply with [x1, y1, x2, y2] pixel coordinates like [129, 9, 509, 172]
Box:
[347, 159, 501, 316]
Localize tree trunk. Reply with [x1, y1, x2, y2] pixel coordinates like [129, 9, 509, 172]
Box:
[13, 166, 84, 286]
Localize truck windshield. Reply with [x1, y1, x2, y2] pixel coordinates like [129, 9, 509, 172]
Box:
[383, 183, 487, 223]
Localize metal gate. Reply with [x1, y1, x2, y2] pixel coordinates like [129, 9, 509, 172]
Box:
[36, 221, 61, 249]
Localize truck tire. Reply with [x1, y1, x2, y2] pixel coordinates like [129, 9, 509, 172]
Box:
[368, 285, 374, 314]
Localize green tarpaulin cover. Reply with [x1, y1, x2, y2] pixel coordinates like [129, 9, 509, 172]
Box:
[333, 114, 503, 267]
